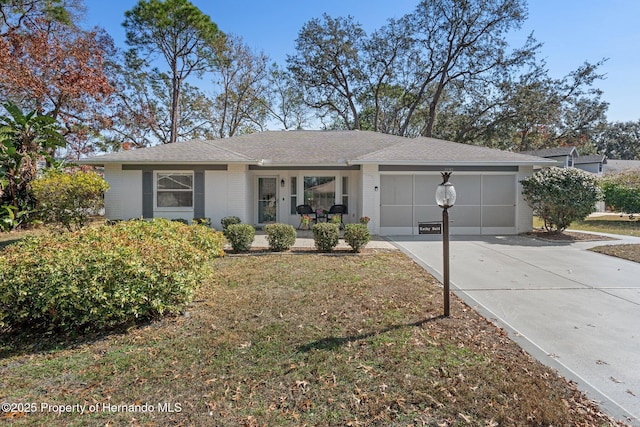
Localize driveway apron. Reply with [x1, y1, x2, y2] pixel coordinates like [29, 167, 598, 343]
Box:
[390, 233, 640, 425]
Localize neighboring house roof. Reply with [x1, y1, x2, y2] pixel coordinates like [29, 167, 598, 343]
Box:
[574, 154, 607, 165]
[604, 159, 640, 174]
[520, 146, 578, 158]
[81, 130, 555, 167]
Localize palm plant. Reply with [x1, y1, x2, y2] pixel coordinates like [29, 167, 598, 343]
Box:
[0, 101, 65, 229]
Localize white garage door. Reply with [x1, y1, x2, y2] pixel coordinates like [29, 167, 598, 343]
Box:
[379, 174, 516, 235]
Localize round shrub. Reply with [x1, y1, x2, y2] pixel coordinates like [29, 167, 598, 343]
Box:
[344, 223, 371, 252]
[520, 167, 601, 233]
[0, 219, 225, 333]
[225, 223, 255, 252]
[264, 223, 296, 252]
[312, 222, 340, 252]
[221, 216, 241, 232]
[31, 169, 110, 231]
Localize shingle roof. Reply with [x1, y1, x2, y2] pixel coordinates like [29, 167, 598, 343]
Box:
[354, 137, 552, 165]
[210, 130, 403, 165]
[520, 146, 578, 158]
[81, 139, 254, 164]
[574, 154, 607, 165]
[81, 130, 554, 166]
[604, 159, 640, 174]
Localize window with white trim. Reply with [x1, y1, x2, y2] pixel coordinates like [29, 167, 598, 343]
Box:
[156, 173, 193, 208]
[304, 176, 335, 211]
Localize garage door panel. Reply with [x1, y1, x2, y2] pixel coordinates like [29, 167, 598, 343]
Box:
[380, 173, 518, 235]
[414, 206, 443, 223]
[380, 206, 412, 227]
[483, 175, 515, 205]
[381, 175, 412, 205]
[414, 175, 442, 205]
[482, 206, 515, 227]
[450, 206, 482, 227]
[451, 175, 481, 205]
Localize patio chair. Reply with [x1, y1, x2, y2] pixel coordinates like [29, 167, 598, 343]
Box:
[295, 204, 316, 229]
[326, 204, 347, 229]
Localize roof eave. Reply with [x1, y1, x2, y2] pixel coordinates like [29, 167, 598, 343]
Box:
[255, 161, 352, 167]
[351, 159, 557, 166]
[77, 159, 256, 166]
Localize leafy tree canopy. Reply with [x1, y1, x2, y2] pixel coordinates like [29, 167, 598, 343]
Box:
[286, 0, 608, 153]
[0, 0, 115, 159]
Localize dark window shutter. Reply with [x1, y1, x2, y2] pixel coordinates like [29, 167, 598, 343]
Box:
[142, 171, 153, 218]
[194, 170, 205, 219]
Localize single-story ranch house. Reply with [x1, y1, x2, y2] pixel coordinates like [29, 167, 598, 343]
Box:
[81, 130, 554, 235]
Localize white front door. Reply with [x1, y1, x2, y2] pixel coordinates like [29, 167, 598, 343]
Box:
[258, 177, 277, 224]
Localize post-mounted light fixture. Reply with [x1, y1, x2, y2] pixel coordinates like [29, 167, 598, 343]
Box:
[435, 171, 456, 317]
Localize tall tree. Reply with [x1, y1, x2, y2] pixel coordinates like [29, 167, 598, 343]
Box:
[104, 54, 215, 150]
[360, 16, 414, 134]
[430, 59, 607, 152]
[289, 1, 536, 136]
[287, 14, 366, 130]
[401, 0, 535, 137]
[0, 0, 69, 35]
[0, 0, 115, 158]
[123, 0, 225, 144]
[594, 120, 640, 160]
[210, 34, 269, 138]
[264, 63, 311, 130]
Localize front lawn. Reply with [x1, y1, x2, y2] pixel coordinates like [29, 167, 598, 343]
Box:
[572, 215, 640, 262]
[0, 252, 625, 426]
[533, 214, 640, 237]
[570, 214, 640, 237]
[589, 244, 640, 263]
[531, 215, 640, 264]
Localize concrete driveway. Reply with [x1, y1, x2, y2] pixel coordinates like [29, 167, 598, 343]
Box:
[390, 232, 640, 425]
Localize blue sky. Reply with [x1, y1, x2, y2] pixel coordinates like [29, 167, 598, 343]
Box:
[82, 0, 640, 123]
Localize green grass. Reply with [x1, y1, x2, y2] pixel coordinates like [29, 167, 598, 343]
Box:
[534, 214, 640, 236]
[0, 252, 625, 426]
[570, 214, 640, 237]
[533, 214, 640, 263]
[589, 244, 640, 263]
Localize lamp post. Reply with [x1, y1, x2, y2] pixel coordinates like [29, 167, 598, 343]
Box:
[435, 171, 456, 317]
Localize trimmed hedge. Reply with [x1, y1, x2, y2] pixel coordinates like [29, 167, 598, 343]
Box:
[0, 219, 226, 333]
[344, 223, 371, 252]
[225, 223, 255, 252]
[312, 222, 340, 252]
[601, 171, 640, 216]
[264, 223, 296, 252]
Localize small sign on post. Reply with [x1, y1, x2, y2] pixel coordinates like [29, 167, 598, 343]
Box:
[418, 222, 442, 235]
